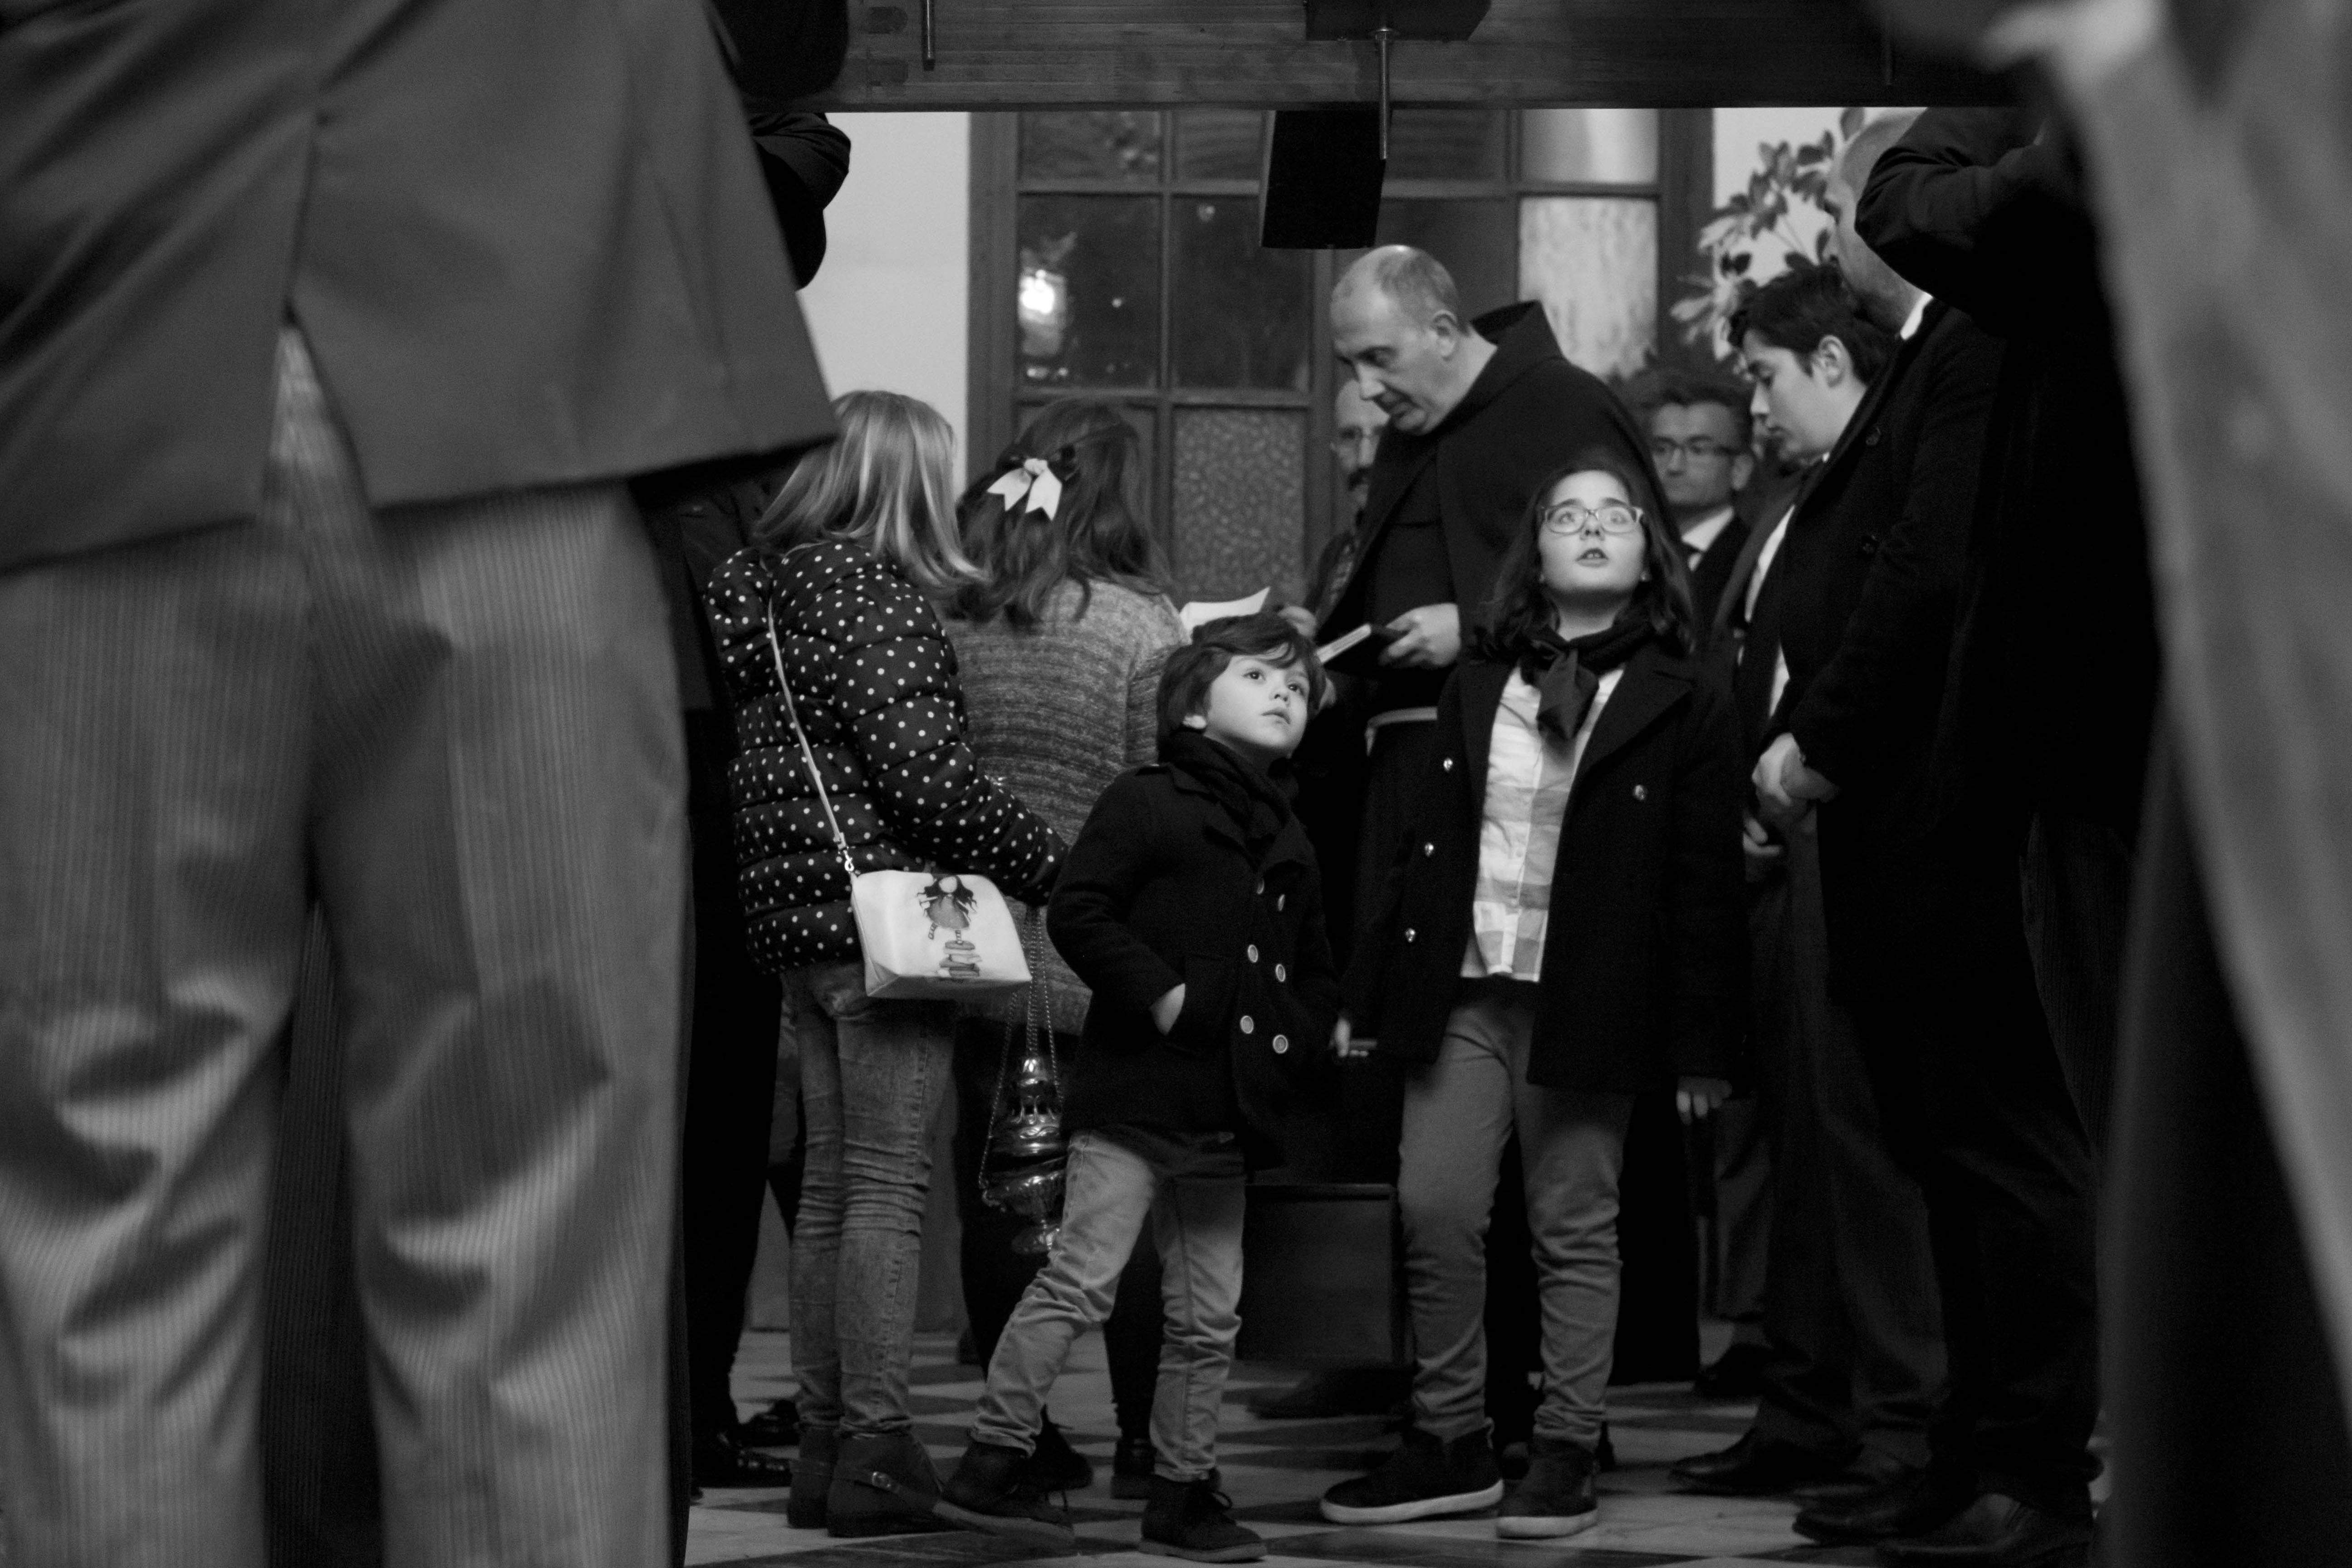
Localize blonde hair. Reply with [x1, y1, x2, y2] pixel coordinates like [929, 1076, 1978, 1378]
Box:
[754, 390, 980, 598]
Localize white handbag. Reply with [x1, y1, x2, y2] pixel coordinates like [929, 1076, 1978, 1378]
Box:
[764, 608, 1033, 999]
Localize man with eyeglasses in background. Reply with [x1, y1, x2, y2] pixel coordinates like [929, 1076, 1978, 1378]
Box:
[1640, 372, 1759, 632]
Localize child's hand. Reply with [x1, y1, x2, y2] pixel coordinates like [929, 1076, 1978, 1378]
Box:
[1332, 1016, 1375, 1060]
[1676, 1076, 1731, 1124]
[1151, 985, 1186, 1035]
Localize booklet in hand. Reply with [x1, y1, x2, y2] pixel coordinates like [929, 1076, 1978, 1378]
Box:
[1314, 621, 1401, 679]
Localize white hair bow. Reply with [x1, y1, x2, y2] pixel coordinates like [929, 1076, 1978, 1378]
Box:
[985, 456, 1063, 522]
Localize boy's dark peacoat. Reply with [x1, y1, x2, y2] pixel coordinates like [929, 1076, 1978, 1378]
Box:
[1047, 754, 1341, 1169]
[1345, 643, 1745, 1093]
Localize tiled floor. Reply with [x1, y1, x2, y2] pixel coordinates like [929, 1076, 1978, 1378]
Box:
[690, 1332, 1877, 1568]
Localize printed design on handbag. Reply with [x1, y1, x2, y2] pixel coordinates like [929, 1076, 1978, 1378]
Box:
[920, 874, 983, 979]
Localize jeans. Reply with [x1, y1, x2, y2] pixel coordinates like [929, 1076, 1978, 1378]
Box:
[785, 960, 956, 1437]
[1398, 984, 1633, 1448]
[974, 1132, 1245, 1480]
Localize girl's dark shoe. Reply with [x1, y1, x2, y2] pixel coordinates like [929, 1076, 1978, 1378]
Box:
[1028, 1416, 1096, 1492]
[939, 1440, 1080, 1551]
[1141, 1475, 1265, 1563]
[787, 1424, 837, 1529]
[741, 1397, 801, 1449]
[1319, 1427, 1503, 1524]
[1112, 1435, 1158, 1500]
[1495, 1437, 1598, 1539]
[828, 1428, 950, 1538]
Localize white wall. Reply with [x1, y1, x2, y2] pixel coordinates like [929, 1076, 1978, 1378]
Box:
[794, 113, 973, 475]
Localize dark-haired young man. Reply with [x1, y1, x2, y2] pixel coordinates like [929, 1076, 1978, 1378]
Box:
[1673, 250, 1996, 1550]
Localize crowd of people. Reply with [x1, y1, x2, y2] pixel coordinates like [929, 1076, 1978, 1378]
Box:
[0, 0, 2163, 1552]
[652, 103, 2141, 1568]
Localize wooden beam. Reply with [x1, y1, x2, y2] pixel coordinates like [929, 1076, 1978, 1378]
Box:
[798, 0, 2007, 112]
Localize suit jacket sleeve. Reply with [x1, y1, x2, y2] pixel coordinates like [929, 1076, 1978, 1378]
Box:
[1786, 318, 2002, 789]
[1668, 677, 1747, 1079]
[1046, 777, 1184, 1013]
[1857, 108, 2102, 338]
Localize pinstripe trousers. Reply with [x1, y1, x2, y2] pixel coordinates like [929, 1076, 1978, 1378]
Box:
[0, 329, 686, 1568]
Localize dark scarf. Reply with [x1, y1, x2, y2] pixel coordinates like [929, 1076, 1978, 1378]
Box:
[1519, 618, 1652, 743]
[1161, 730, 1295, 865]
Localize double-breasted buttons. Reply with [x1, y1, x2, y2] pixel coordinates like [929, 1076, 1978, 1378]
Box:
[1423, 842, 1435, 857]
[1272, 1035, 1289, 1054]
[1255, 879, 1265, 895]
[1240, 1015, 1255, 1034]
[1633, 784, 1648, 801]
[1441, 757, 1455, 772]
[1404, 928, 1417, 943]
[1247, 944, 1260, 963]
[1277, 894, 1286, 911]
[1274, 963, 1287, 982]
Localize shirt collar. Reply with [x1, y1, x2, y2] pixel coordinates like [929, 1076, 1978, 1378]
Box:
[1679, 505, 1736, 559]
[1899, 292, 1932, 341]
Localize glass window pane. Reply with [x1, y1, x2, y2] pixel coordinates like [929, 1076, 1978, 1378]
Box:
[1171, 199, 1309, 391]
[1017, 196, 1162, 388]
[1019, 112, 1163, 182]
[1520, 108, 1659, 185]
[1176, 110, 1265, 181]
[1519, 196, 1656, 380]
[1384, 109, 1505, 181]
[1172, 409, 1306, 604]
[1368, 199, 1516, 319]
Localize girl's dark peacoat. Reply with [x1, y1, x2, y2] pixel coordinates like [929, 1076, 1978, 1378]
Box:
[1046, 758, 1341, 1168]
[1346, 643, 1746, 1093]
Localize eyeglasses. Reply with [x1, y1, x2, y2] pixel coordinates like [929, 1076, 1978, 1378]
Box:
[1328, 430, 1381, 456]
[1648, 436, 1739, 464]
[1538, 501, 1643, 537]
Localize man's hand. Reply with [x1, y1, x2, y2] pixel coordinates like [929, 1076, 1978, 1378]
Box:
[1332, 1015, 1375, 1059]
[1677, 1076, 1732, 1124]
[1151, 985, 1186, 1036]
[1378, 603, 1461, 669]
[1741, 813, 1785, 882]
[1275, 604, 1319, 639]
[1753, 732, 1838, 829]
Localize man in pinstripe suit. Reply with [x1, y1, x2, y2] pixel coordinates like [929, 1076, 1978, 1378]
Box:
[0, 0, 834, 1563]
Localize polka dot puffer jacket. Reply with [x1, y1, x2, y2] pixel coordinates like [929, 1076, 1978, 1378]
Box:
[705, 539, 1066, 975]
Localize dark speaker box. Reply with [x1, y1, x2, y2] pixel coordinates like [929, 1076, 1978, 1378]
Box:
[1260, 109, 1386, 251]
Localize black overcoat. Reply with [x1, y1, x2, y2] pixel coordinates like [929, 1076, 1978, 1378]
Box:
[1047, 760, 1341, 1169]
[1344, 645, 1745, 1093]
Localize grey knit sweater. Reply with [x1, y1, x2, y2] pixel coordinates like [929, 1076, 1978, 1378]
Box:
[946, 579, 1185, 1034]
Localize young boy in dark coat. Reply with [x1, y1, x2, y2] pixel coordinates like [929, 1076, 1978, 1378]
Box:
[941, 614, 1340, 1562]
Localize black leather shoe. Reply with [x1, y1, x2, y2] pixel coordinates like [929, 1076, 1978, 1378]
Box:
[1878, 1491, 2094, 1566]
[741, 1398, 800, 1448]
[694, 1430, 795, 1489]
[1795, 1466, 1965, 1544]
[1669, 1430, 1848, 1495]
[1693, 1342, 1772, 1399]
[1793, 1445, 1921, 1505]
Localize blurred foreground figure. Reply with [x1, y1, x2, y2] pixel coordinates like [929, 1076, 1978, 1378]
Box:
[1875, 0, 2352, 1561]
[0, 0, 833, 1563]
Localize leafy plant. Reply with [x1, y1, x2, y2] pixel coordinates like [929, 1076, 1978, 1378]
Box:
[1672, 105, 1867, 361]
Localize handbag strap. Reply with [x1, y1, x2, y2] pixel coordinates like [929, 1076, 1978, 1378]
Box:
[764, 603, 859, 882]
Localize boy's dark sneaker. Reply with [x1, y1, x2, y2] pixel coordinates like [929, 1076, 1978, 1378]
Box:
[1028, 1417, 1095, 1493]
[1319, 1426, 1503, 1524]
[787, 1424, 836, 1529]
[828, 1429, 949, 1538]
[1141, 1475, 1266, 1562]
[1112, 1435, 1158, 1500]
[938, 1440, 1079, 1552]
[1495, 1436, 1599, 1539]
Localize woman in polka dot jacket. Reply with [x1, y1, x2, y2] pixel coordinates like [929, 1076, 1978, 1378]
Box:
[703, 391, 1065, 1537]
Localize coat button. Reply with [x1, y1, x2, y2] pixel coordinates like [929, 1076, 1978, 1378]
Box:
[1277, 894, 1286, 911]
[1255, 879, 1265, 895]
[1239, 1015, 1255, 1034]
[1272, 1035, 1289, 1054]
[1423, 842, 1435, 856]
[1441, 757, 1455, 772]
[1404, 928, 1416, 943]
[1247, 944, 1259, 963]
[1274, 963, 1287, 982]
[1633, 784, 1648, 800]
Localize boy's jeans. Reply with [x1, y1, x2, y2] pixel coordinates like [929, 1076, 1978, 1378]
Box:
[974, 1131, 1245, 1480]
